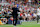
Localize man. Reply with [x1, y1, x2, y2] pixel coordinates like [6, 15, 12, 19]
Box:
[37, 7, 40, 23]
[12, 5, 20, 27]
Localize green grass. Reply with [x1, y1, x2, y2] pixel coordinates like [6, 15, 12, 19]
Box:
[0, 21, 40, 27]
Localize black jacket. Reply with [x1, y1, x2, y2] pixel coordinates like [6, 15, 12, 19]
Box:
[12, 7, 20, 16]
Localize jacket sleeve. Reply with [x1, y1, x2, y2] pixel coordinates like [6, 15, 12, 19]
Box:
[17, 8, 20, 12]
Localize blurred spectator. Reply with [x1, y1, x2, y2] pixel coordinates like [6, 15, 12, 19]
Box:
[0, 0, 39, 23]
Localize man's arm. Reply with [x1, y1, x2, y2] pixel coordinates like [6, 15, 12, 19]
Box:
[17, 8, 20, 12]
[8, 9, 13, 12]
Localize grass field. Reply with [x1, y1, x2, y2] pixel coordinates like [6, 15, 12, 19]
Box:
[0, 21, 40, 27]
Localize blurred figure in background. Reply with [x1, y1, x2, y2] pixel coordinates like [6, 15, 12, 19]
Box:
[37, 7, 40, 23]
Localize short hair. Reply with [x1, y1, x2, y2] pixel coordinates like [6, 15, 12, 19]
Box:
[15, 5, 17, 7]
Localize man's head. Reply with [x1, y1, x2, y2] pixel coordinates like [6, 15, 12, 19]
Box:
[15, 5, 17, 8]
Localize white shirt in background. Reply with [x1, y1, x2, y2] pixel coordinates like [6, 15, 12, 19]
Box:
[2, 8, 4, 11]
[33, 13, 37, 17]
[37, 8, 40, 15]
[2, 8, 5, 11]
[28, 14, 30, 16]
[19, 8, 22, 11]
[28, 0, 31, 2]
[24, 13, 28, 17]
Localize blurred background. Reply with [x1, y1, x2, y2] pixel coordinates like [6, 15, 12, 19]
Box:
[0, 0, 40, 25]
